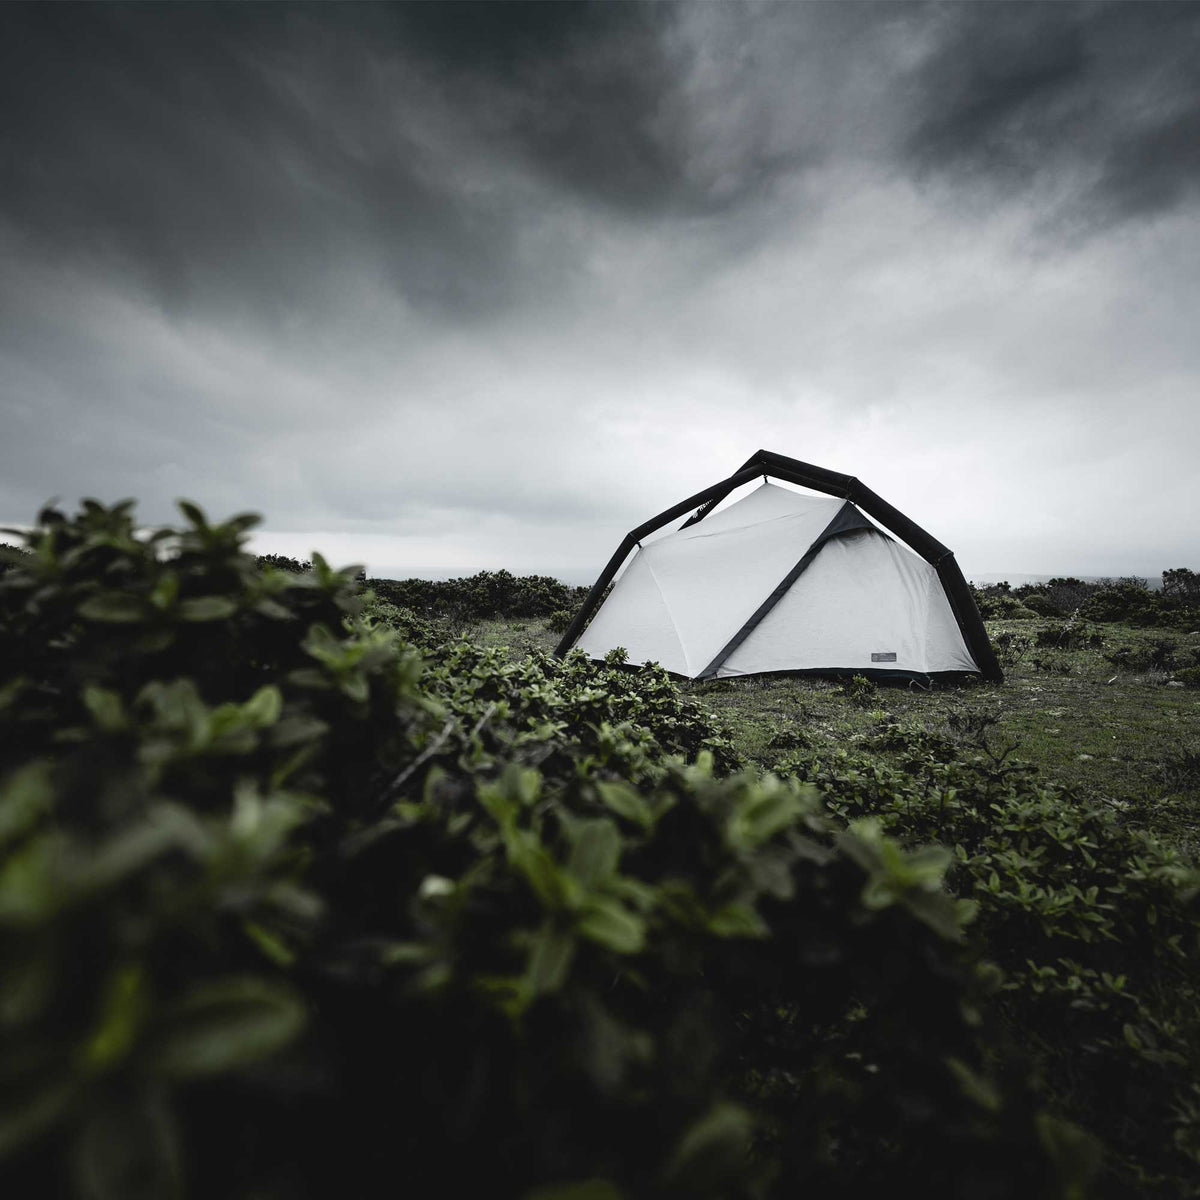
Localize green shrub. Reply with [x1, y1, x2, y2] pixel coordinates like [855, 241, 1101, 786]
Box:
[0, 541, 31, 576]
[1080, 581, 1155, 624]
[840, 674, 878, 708]
[362, 597, 446, 649]
[1175, 667, 1200, 689]
[0, 499, 1072, 1198]
[1104, 639, 1179, 674]
[366, 570, 589, 623]
[1021, 593, 1063, 618]
[779, 724, 1200, 1194]
[1042, 578, 1096, 615]
[1162, 569, 1200, 607]
[255, 553, 312, 575]
[1077, 575, 1200, 629]
[973, 589, 1039, 620]
[1035, 620, 1104, 651]
[1030, 652, 1073, 676]
[992, 629, 1034, 668]
[547, 607, 573, 634]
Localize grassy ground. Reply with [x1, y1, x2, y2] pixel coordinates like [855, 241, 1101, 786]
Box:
[457, 615, 1200, 854]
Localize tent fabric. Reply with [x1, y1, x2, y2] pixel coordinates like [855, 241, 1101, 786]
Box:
[573, 482, 980, 680]
[697, 500, 876, 679]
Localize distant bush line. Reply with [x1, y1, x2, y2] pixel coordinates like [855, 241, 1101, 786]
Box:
[254, 556, 589, 631]
[970, 571, 1200, 628]
[362, 568, 589, 625]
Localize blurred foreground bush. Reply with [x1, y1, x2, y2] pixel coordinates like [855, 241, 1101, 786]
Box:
[0, 501, 1087, 1198]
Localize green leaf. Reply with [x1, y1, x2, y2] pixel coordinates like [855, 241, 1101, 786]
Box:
[1035, 1113, 1102, 1194]
[242, 921, 296, 968]
[178, 596, 237, 622]
[149, 573, 179, 611]
[566, 819, 622, 889]
[268, 715, 329, 748]
[78, 593, 147, 623]
[577, 897, 644, 954]
[510, 836, 578, 910]
[418, 875, 456, 900]
[729, 784, 803, 847]
[177, 500, 208, 529]
[900, 889, 966, 942]
[526, 921, 577, 995]
[82, 685, 126, 732]
[524, 1181, 623, 1200]
[379, 942, 438, 966]
[80, 964, 148, 1073]
[945, 1056, 1001, 1113]
[0, 761, 54, 849]
[663, 1102, 753, 1189]
[241, 685, 282, 727]
[72, 1089, 182, 1200]
[0, 1077, 80, 1159]
[76, 818, 189, 895]
[151, 977, 305, 1077]
[706, 901, 769, 939]
[0, 834, 62, 925]
[0, 947, 54, 1026]
[224, 512, 262, 534]
[229, 781, 308, 857]
[253, 598, 294, 620]
[594, 781, 652, 828]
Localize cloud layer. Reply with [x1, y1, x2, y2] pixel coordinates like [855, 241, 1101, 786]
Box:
[2, 2, 1198, 579]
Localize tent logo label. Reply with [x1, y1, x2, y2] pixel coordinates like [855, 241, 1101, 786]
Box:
[871, 652, 898, 662]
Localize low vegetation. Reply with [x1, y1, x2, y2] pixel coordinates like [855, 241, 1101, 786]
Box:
[1, 502, 1197, 1198]
[365, 568, 589, 629]
[970, 573, 1200, 630]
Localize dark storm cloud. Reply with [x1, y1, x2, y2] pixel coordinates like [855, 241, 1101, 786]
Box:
[0, 1, 780, 329]
[905, 2, 1200, 224]
[1, 2, 1198, 576]
[389, 0, 691, 212]
[0, 3, 537, 320]
[4, 0, 1199, 334]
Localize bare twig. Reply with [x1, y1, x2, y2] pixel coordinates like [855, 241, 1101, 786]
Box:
[467, 701, 498, 744]
[385, 715, 457, 798]
[365, 701, 499, 827]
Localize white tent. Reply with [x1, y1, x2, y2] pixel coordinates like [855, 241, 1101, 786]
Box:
[558, 451, 1000, 683]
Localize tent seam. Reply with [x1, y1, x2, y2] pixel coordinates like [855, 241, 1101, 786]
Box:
[641, 553, 694, 676]
[680, 506, 841, 543]
[699, 502, 876, 679]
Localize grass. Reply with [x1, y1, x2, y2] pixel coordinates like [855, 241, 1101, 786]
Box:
[454, 616, 561, 658]
[456, 614, 1200, 854]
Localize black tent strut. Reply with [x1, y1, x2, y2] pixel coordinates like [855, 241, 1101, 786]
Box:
[554, 449, 1003, 683]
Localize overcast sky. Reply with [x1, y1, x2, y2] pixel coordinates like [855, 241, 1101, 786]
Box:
[2, 2, 1198, 582]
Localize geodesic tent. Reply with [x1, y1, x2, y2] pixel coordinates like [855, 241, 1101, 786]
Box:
[555, 449, 1001, 683]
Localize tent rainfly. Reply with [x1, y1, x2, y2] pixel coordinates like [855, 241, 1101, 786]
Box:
[555, 449, 1002, 683]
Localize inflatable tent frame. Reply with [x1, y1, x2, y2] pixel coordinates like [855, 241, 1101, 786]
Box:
[554, 448, 1003, 682]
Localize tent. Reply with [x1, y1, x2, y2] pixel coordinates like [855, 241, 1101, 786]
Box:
[555, 449, 1001, 683]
